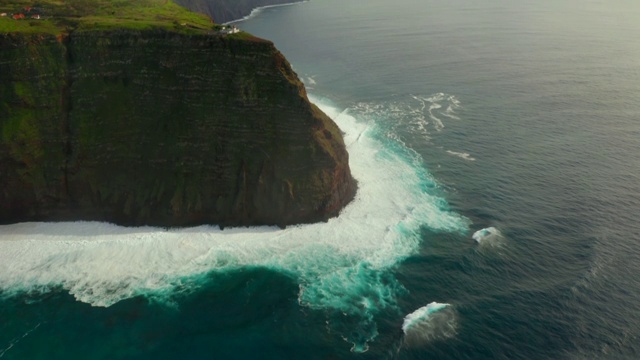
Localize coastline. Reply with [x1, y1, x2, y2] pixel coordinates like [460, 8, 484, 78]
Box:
[224, 0, 309, 24]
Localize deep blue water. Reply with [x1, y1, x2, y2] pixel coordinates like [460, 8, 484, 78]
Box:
[2, 0, 640, 359]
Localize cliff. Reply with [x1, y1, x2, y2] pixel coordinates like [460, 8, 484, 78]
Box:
[0, 2, 356, 228]
[175, 0, 302, 24]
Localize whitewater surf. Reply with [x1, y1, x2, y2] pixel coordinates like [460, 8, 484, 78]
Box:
[0, 95, 468, 352]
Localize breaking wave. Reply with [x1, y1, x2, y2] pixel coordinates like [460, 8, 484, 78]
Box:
[472, 226, 501, 244]
[0, 95, 467, 352]
[402, 302, 458, 347]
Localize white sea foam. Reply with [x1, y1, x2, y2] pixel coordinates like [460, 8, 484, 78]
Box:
[0, 95, 467, 351]
[306, 76, 317, 85]
[0, 323, 40, 358]
[446, 150, 476, 161]
[402, 302, 457, 347]
[442, 105, 461, 120]
[420, 93, 461, 131]
[301, 75, 317, 90]
[225, 1, 309, 25]
[472, 226, 500, 243]
[351, 93, 462, 144]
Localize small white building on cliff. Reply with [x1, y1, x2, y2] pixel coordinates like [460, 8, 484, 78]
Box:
[220, 25, 240, 35]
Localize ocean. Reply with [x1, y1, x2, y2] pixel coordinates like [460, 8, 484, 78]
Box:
[2, 0, 640, 358]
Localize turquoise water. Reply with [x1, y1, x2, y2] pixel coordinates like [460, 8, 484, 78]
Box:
[3, 0, 640, 358]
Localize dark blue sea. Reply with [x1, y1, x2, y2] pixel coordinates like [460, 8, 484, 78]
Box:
[2, 0, 640, 358]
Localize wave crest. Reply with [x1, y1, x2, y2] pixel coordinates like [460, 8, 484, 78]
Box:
[402, 302, 458, 347]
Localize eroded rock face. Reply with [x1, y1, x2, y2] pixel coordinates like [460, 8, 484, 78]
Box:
[175, 0, 298, 23]
[0, 30, 356, 227]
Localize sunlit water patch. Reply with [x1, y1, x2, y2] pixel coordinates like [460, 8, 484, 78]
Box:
[0, 96, 467, 352]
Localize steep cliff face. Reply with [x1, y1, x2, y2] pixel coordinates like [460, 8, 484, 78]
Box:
[175, 0, 300, 23]
[0, 30, 356, 227]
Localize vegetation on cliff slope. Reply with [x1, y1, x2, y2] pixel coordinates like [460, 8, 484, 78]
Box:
[0, 0, 226, 34]
[0, 0, 356, 227]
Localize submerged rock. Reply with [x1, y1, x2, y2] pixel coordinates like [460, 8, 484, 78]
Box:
[0, 30, 356, 227]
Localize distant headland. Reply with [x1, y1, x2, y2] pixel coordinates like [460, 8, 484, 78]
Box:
[174, 0, 306, 24]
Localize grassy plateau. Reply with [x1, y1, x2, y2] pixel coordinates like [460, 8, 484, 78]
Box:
[0, 0, 226, 35]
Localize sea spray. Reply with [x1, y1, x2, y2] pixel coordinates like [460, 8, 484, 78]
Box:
[0, 95, 467, 352]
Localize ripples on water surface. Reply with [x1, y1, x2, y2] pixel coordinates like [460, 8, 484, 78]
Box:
[2, 0, 640, 358]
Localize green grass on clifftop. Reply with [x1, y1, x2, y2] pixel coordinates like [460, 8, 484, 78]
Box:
[0, 0, 220, 35]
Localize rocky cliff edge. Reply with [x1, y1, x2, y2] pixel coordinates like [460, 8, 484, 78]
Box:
[0, 25, 356, 227]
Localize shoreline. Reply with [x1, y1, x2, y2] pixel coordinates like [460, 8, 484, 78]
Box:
[224, 0, 309, 24]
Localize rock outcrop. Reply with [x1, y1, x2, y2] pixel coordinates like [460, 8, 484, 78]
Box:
[175, 0, 301, 24]
[0, 30, 356, 227]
